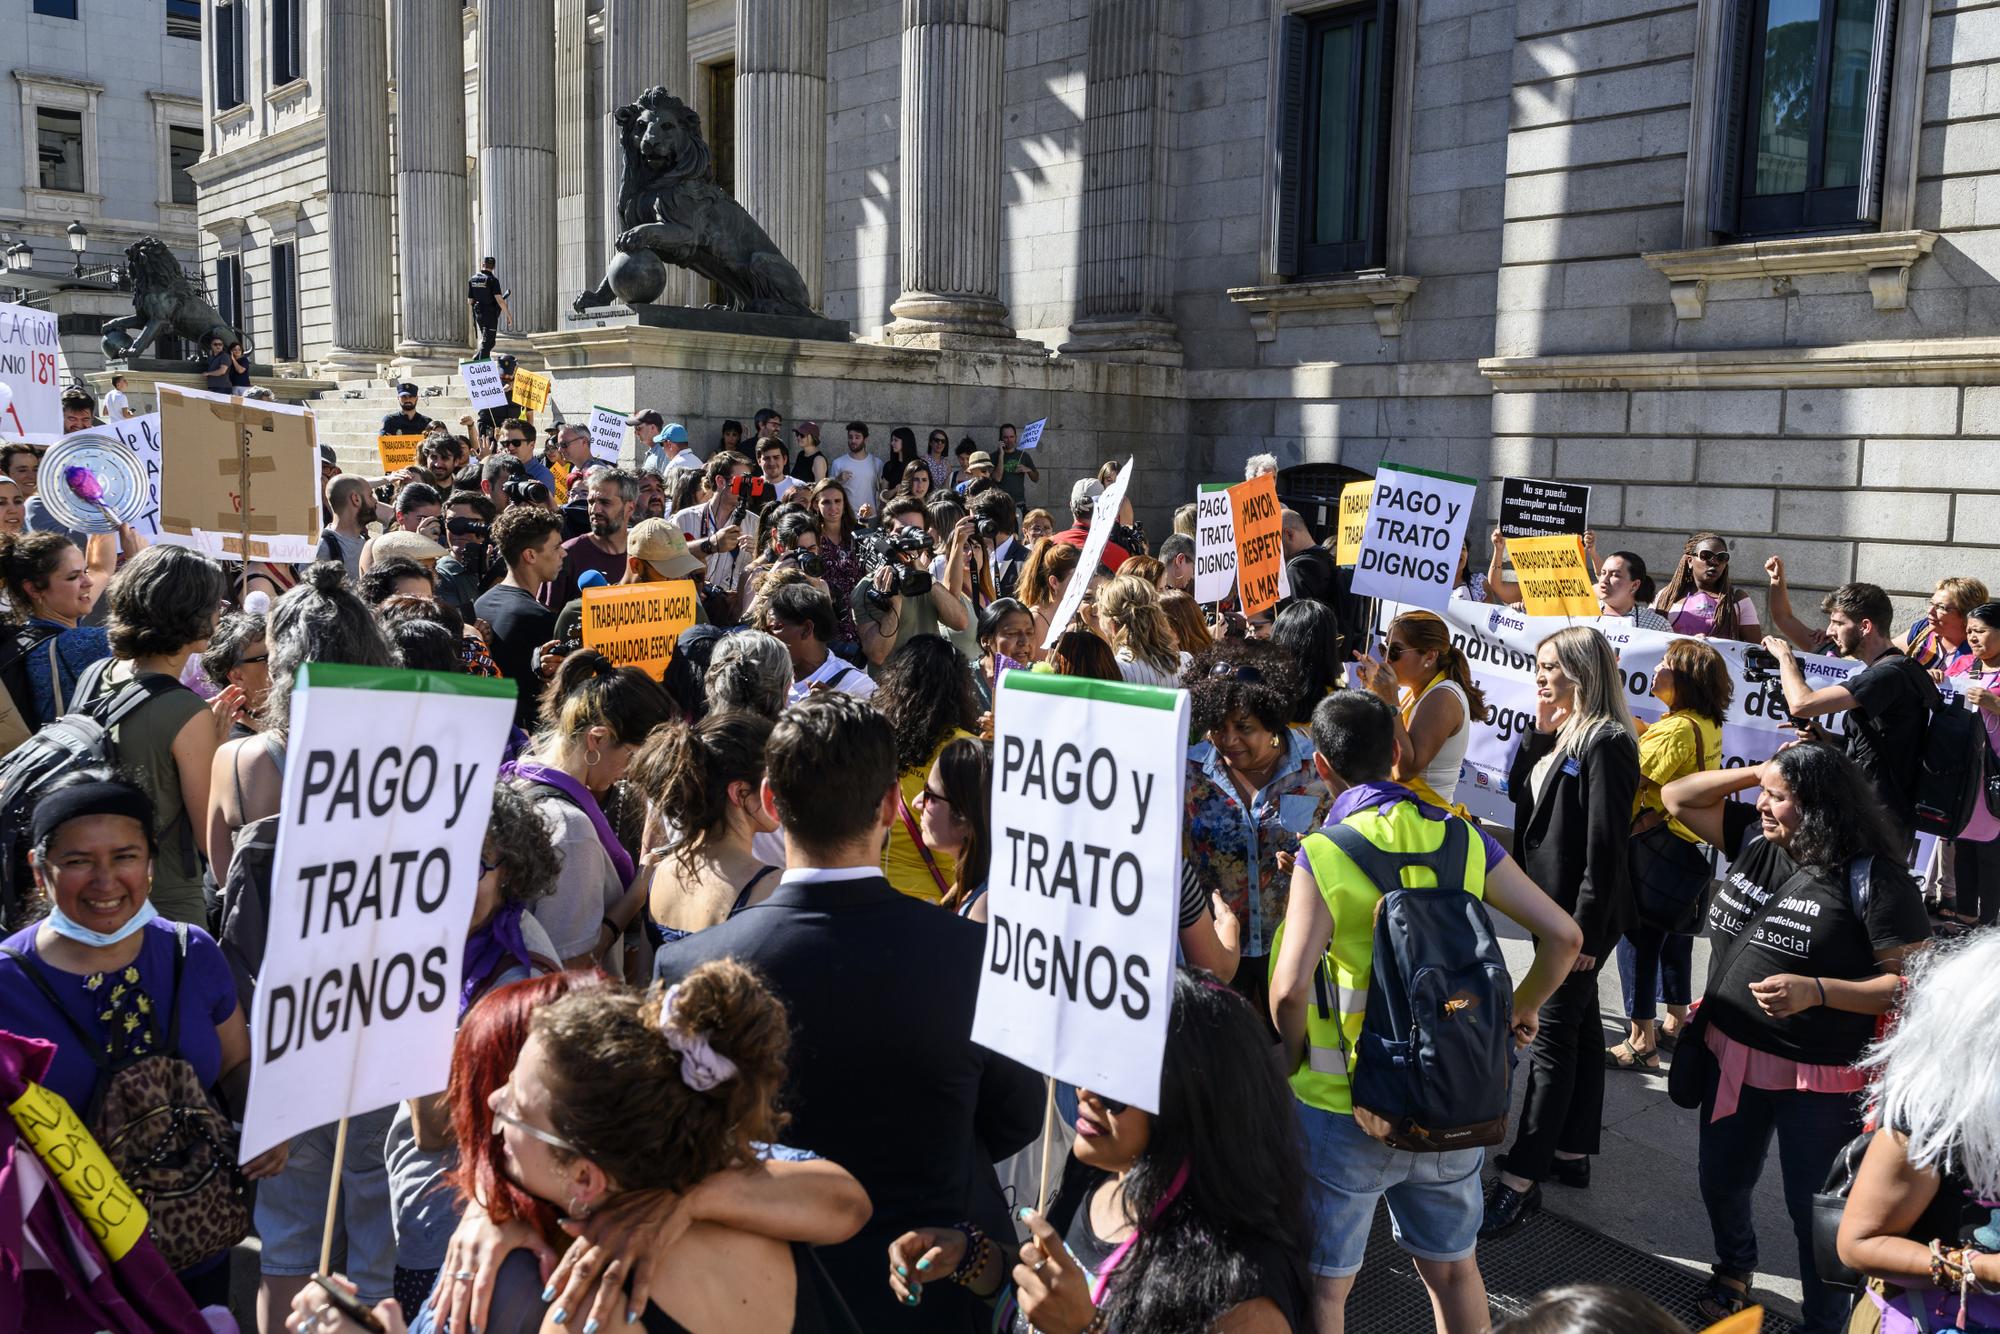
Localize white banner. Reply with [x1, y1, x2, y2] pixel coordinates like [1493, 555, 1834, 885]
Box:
[102, 412, 163, 539]
[460, 359, 510, 412]
[1042, 457, 1135, 650]
[239, 666, 516, 1163]
[0, 302, 61, 444]
[1352, 465, 1478, 611]
[1193, 486, 1236, 604]
[586, 406, 626, 467]
[973, 671, 1188, 1113]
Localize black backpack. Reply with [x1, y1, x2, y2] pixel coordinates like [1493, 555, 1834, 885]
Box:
[1904, 671, 1985, 838]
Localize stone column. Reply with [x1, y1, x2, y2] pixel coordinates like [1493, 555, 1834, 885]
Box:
[1060, 0, 1182, 365]
[555, 0, 595, 308]
[479, 0, 559, 339]
[736, 0, 825, 309]
[602, 0, 687, 283]
[393, 0, 472, 367]
[322, 0, 395, 371]
[884, 0, 1016, 345]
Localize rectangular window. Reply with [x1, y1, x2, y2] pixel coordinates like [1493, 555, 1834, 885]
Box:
[215, 1, 246, 110]
[215, 254, 242, 333]
[270, 244, 298, 361]
[33, 0, 79, 17]
[1276, 2, 1397, 277]
[169, 125, 203, 204]
[36, 109, 85, 193]
[167, 0, 200, 39]
[1713, 0, 1895, 238]
[272, 0, 304, 86]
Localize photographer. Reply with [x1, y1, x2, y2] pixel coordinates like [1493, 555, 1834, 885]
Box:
[742, 509, 830, 614]
[671, 452, 761, 624]
[433, 490, 499, 618]
[968, 487, 1023, 598]
[852, 515, 972, 671]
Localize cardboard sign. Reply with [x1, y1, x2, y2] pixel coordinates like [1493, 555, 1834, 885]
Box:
[1016, 417, 1046, 451]
[1042, 457, 1135, 650]
[511, 368, 551, 413]
[460, 359, 510, 412]
[102, 413, 164, 539]
[1193, 485, 1236, 604]
[0, 302, 62, 443]
[1499, 477, 1590, 539]
[586, 406, 627, 467]
[1227, 473, 1291, 617]
[1352, 464, 1478, 612]
[580, 580, 699, 679]
[378, 434, 423, 473]
[238, 664, 516, 1163]
[972, 671, 1188, 1114]
[1335, 479, 1374, 566]
[7, 1081, 147, 1261]
[156, 386, 323, 564]
[1508, 534, 1598, 618]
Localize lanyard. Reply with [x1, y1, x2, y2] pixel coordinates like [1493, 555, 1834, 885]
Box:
[1087, 1159, 1190, 1308]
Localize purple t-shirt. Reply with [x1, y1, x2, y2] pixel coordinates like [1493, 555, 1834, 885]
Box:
[0, 919, 239, 1114]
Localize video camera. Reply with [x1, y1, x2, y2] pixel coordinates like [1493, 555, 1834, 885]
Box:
[1741, 646, 1781, 683]
[864, 527, 935, 607]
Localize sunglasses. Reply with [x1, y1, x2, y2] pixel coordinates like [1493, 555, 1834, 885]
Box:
[1385, 643, 1408, 661]
[1693, 550, 1730, 565]
[238, 653, 270, 665]
[1083, 1090, 1128, 1115]
[919, 783, 952, 809]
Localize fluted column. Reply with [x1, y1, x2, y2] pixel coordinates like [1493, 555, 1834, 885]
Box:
[603, 0, 686, 290]
[736, 0, 825, 308]
[884, 0, 1015, 344]
[1060, 0, 1182, 365]
[555, 0, 595, 308]
[394, 0, 472, 364]
[479, 0, 558, 337]
[323, 0, 395, 369]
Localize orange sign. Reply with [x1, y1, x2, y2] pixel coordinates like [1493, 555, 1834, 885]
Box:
[511, 368, 551, 413]
[1335, 479, 1374, 566]
[580, 580, 698, 679]
[1228, 473, 1288, 617]
[377, 434, 423, 473]
[1509, 534, 1597, 618]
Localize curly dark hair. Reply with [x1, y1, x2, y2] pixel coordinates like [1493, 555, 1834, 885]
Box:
[1184, 639, 1303, 738]
[106, 545, 228, 659]
[482, 781, 560, 909]
[1768, 742, 1909, 872]
[873, 634, 980, 774]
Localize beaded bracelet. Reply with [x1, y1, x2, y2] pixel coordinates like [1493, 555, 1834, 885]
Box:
[1081, 1309, 1110, 1334]
[948, 1221, 992, 1286]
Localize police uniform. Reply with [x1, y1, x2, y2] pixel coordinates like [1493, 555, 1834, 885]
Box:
[467, 270, 505, 358]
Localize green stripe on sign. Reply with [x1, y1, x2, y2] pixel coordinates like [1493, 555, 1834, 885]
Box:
[1198, 483, 1230, 493]
[295, 662, 517, 699]
[999, 669, 1182, 711]
[1384, 463, 1478, 487]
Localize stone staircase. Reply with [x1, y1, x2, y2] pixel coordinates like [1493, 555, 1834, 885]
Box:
[306, 376, 478, 478]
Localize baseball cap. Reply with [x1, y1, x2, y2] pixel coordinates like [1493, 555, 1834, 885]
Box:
[663, 422, 690, 444]
[371, 530, 449, 564]
[794, 420, 821, 438]
[1070, 478, 1104, 508]
[629, 518, 705, 579]
[966, 452, 996, 471]
[318, 444, 338, 468]
[630, 409, 665, 429]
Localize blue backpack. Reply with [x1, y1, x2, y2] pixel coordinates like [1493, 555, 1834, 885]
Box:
[1324, 818, 1516, 1153]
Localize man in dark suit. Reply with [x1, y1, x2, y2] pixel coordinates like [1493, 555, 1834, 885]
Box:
[654, 694, 1044, 1331]
[970, 488, 1026, 602]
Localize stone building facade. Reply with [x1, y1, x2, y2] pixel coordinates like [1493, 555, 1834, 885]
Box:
[192, 0, 2000, 618]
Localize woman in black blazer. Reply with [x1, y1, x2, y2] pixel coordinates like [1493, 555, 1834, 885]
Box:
[1482, 626, 1641, 1235]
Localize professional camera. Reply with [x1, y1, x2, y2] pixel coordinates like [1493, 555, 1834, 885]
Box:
[973, 516, 999, 542]
[863, 528, 935, 608]
[1741, 645, 1780, 683]
[778, 548, 826, 579]
[503, 476, 550, 506]
[881, 526, 933, 557]
[447, 516, 490, 541]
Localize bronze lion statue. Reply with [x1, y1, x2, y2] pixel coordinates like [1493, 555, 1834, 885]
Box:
[102, 237, 248, 361]
[573, 87, 816, 318]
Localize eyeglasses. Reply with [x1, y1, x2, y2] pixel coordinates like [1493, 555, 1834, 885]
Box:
[490, 1088, 578, 1154]
[479, 856, 500, 878]
[238, 654, 269, 665]
[1081, 1090, 1128, 1116]
[919, 784, 952, 809]
[1693, 550, 1730, 565]
[1929, 602, 1955, 617]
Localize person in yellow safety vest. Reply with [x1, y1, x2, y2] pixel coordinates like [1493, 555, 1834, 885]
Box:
[1269, 690, 1582, 1334]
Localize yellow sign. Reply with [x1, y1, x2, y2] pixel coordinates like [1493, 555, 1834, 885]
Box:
[511, 368, 552, 413]
[8, 1081, 148, 1261]
[377, 434, 423, 473]
[1228, 473, 1286, 617]
[581, 580, 699, 679]
[1335, 479, 1374, 566]
[1509, 534, 1598, 618]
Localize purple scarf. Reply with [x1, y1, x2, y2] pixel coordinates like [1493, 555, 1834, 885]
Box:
[460, 902, 533, 1014]
[502, 759, 637, 886]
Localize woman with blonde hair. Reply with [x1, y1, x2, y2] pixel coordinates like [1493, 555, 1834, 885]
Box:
[1483, 626, 1641, 1236]
[1017, 538, 1080, 656]
[1898, 574, 1987, 673]
[1097, 574, 1188, 687]
[1355, 608, 1487, 807]
[1159, 588, 1212, 655]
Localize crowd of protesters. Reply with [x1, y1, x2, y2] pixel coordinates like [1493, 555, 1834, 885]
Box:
[1, 394, 1996, 1334]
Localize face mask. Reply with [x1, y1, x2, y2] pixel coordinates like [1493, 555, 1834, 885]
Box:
[45, 898, 157, 949]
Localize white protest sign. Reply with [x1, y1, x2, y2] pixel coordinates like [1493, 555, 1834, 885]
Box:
[1352, 464, 1478, 611]
[1041, 457, 1135, 650]
[1193, 485, 1236, 604]
[974, 671, 1188, 1113]
[1017, 418, 1046, 451]
[586, 406, 627, 466]
[103, 413, 163, 539]
[239, 664, 517, 1163]
[460, 359, 510, 412]
[0, 302, 62, 443]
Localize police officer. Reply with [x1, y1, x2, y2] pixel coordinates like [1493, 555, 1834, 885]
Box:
[468, 255, 510, 359]
[379, 382, 432, 437]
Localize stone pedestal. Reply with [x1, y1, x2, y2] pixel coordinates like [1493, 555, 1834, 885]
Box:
[736, 0, 825, 309]
[480, 0, 559, 338]
[323, 0, 395, 373]
[393, 0, 472, 370]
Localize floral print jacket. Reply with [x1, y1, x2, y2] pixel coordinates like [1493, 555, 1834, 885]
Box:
[1182, 730, 1331, 959]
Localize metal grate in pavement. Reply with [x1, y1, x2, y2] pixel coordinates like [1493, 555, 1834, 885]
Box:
[1344, 1201, 1798, 1332]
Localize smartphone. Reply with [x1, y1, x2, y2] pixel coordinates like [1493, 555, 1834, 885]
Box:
[308, 1274, 388, 1334]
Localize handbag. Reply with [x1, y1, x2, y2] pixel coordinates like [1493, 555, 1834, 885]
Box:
[1984, 735, 2000, 821]
[1813, 1130, 1876, 1293]
[1667, 1002, 1712, 1110]
[1630, 725, 1716, 933]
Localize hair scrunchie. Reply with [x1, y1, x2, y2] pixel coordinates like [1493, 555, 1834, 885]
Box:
[659, 983, 739, 1092]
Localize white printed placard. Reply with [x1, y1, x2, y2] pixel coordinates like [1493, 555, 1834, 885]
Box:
[1016, 418, 1046, 451]
[239, 664, 517, 1163]
[0, 302, 62, 443]
[973, 671, 1188, 1113]
[1352, 464, 1478, 612]
[460, 359, 510, 412]
[103, 413, 163, 539]
[587, 406, 627, 466]
[1193, 485, 1236, 605]
[1041, 457, 1135, 651]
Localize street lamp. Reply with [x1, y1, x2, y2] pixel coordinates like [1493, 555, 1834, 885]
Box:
[4, 240, 29, 274]
[66, 222, 88, 277]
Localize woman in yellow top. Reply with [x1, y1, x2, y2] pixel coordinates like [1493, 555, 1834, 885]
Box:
[1354, 609, 1487, 808]
[1608, 637, 1731, 1070]
[873, 634, 980, 901]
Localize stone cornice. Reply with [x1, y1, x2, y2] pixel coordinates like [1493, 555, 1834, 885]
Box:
[1479, 336, 2000, 390]
[187, 114, 326, 184]
[1227, 273, 1423, 340]
[1642, 230, 1939, 318]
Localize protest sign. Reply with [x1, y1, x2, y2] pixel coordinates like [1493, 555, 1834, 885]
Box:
[1508, 534, 1597, 618]
[1193, 485, 1236, 604]
[580, 580, 698, 678]
[157, 386, 322, 564]
[587, 406, 627, 466]
[1499, 477, 1590, 538]
[1017, 417, 1046, 451]
[239, 663, 516, 1163]
[973, 671, 1188, 1113]
[460, 359, 510, 411]
[1228, 473, 1292, 617]
[7, 1080, 147, 1260]
[1042, 457, 1135, 650]
[1335, 478, 1374, 566]
[102, 413, 163, 538]
[1352, 464, 1477, 612]
[0, 302, 61, 443]
[511, 368, 551, 413]
[377, 434, 423, 474]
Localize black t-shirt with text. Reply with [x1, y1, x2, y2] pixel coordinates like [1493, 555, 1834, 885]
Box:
[1842, 648, 1934, 828]
[474, 583, 555, 729]
[1702, 802, 1930, 1065]
[467, 271, 504, 321]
